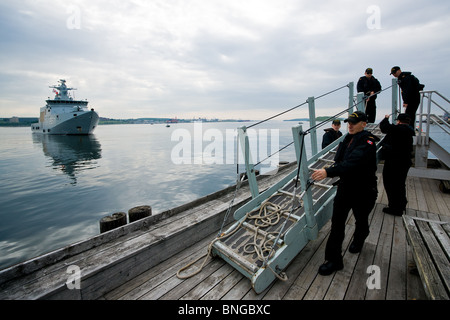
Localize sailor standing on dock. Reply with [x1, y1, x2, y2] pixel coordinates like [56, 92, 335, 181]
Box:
[311, 111, 378, 276]
[379, 113, 415, 216]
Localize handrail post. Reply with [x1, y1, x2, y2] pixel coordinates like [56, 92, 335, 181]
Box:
[348, 81, 354, 113]
[426, 92, 432, 145]
[292, 125, 317, 240]
[417, 93, 425, 145]
[307, 97, 318, 156]
[238, 126, 259, 198]
[356, 92, 365, 113]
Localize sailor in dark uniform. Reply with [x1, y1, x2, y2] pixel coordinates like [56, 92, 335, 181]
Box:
[322, 119, 343, 149]
[312, 111, 378, 275]
[390, 66, 424, 124]
[357, 68, 382, 123]
[380, 113, 415, 216]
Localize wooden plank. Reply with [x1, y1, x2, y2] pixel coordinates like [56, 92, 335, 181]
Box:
[414, 177, 429, 212]
[424, 179, 449, 215]
[221, 277, 252, 300]
[386, 215, 407, 300]
[416, 220, 450, 297]
[365, 213, 393, 300]
[322, 222, 357, 300]
[322, 205, 378, 300]
[262, 219, 332, 300]
[201, 269, 244, 300]
[156, 258, 225, 300]
[429, 223, 450, 260]
[406, 176, 418, 210]
[421, 177, 440, 214]
[305, 227, 359, 300]
[403, 216, 449, 300]
[106, 232, 215, 299]
[180, 263, 235, 300]
[344, 204, 385, 300]
[281, 235, 329, 300]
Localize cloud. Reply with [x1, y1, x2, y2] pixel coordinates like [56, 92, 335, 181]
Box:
[0, 0, 449, 120]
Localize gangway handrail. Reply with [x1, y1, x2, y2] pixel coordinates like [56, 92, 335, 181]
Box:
[429, 114, 450, 135]
[417, 90, 450, 146]
[423, 90, 450, 105]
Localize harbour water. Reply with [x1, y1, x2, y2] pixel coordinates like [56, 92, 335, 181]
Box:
[0, 121, 316, 270]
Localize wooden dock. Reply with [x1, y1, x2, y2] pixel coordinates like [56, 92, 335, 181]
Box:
[102, 170, 450, 301]
[1, 162, 449, 301]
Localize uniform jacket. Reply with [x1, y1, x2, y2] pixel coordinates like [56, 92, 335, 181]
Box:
[357, 76, 382, 99]
[397, 72, 422, 105]
[379, 117, 415, 164]
[322, 128, 343, 149]
[325, 130, 378, 189]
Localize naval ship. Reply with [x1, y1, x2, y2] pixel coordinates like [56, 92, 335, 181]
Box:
[31, 79, 99, 135]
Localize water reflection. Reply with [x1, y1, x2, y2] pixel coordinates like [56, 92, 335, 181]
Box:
[32, 134, 102, 184]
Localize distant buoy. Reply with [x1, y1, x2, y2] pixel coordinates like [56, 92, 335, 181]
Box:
[99, 212, 127, 233]
[128, 205, 152, 223]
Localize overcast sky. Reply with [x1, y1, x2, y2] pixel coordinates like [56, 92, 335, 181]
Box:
[1, 0, 449, 120]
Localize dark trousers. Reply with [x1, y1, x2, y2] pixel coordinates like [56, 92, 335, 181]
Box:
[365, 99, 377, 123]
[383, 160, 411, 212]
[405, 102, 419, 126]
[325, 185, 377, 263]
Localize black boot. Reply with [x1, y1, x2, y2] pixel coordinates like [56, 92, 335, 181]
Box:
[318, 260, 344, 276]
[383, 206, 403, 216]
[349, 239, 365, 253]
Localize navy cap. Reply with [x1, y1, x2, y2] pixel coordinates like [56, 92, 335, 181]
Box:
[332, 119, 341, 125]
[397, 113, 411, 124]
[344, 111, 368, 124]
[390, 66, 400, 75]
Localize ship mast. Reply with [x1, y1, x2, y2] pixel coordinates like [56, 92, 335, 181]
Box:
[49, 79, 77, 100]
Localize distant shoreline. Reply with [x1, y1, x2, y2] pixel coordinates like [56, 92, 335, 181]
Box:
[0, 117, 253, 127]
[1, 116, 344, 127]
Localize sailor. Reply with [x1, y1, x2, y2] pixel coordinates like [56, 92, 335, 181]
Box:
[311, 111, 378, 276]
[357, 68, 382, 123]
[379, 113, 415, 216]
[321, 119, 343, 149]
[390, 66, 424, 124]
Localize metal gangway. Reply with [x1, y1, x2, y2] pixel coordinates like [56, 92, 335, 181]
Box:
[411, 90, 450, 180]
[210, 81, 392, 293]
[208, 79, 449, 293]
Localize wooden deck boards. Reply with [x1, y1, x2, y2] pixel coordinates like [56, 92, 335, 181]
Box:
[103, 173, 450, 300]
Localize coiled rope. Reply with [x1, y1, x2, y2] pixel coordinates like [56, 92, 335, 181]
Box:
[176, 191, 297, 280]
